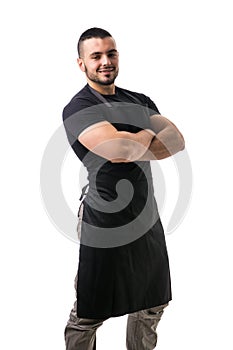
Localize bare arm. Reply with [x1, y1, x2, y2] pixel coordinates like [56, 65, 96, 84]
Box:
[138, 115, 185, 161]
[78, 121, 155, 163]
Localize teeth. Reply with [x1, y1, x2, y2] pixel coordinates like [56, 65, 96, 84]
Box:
[99, 68, 114, 72]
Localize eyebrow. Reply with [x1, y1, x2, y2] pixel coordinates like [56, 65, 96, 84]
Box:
[89, 49, 118, 57]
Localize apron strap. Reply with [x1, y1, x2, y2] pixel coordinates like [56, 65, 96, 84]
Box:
[79, 184, 89, 201]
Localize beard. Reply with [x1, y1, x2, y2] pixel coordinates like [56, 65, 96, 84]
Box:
[84, 65, 119, 86]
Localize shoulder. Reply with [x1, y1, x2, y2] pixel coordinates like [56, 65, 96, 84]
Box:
[63, 85, 100, 120]
[116, 86, 148, 102]
[116, 86, 160, 114]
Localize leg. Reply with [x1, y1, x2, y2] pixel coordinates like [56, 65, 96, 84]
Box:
[65, 214, 105, 350]
[64, 300, 106, 350]
[126, 303, 168, 350]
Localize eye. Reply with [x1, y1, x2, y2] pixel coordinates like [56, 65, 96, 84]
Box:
[92, 55, 100, 60]
[108, 53, 117, 58]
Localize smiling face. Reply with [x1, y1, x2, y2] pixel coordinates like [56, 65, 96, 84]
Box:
[78, 37, 119, 94]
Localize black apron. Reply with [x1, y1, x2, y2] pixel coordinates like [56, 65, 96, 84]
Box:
[75, 87, 172, 319]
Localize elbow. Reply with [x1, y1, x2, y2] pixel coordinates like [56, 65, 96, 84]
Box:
[179, 138, 185, 152]
[172, 130, 185, 153]
[170, 133, 185, 156]
[179, 133, 185, 151]
[173, 135, 185, 154]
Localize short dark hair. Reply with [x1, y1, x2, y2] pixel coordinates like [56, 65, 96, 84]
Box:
[77, 27, 112, 57]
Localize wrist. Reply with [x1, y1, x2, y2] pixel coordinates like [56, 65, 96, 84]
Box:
[144, 129, 156, 143]
[144, 128, 156, 137]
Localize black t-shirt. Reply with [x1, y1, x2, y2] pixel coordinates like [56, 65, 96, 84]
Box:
[63, 84, 160, 161]
[62, 83, 161, 237]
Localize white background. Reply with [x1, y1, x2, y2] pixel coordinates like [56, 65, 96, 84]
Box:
[1, 0, 233, 349]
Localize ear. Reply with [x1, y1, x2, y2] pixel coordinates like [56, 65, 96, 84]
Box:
[77, 58, 86, 72]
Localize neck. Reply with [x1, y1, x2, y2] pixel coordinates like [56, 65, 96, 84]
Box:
[87, 80, 115, 95]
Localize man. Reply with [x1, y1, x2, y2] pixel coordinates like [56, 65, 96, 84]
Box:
[63, 27, 185, 350]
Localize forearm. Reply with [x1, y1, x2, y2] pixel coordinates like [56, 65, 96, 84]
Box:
[110, 129, 155, 162]
[138, 126, 185, 161]
[78, 121, 155, 162]
[78, 113, 184, 162]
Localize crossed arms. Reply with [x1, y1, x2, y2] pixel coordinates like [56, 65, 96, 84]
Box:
[78, 114, 185, 163]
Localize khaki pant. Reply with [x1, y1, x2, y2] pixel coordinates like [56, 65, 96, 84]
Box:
[65, 301, 168, 350]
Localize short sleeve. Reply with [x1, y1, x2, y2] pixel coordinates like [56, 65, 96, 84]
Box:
[63, 98, 106, 139]
[145, 96, 160, 116]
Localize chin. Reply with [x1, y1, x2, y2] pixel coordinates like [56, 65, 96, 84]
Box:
[99, 79, 116, 86]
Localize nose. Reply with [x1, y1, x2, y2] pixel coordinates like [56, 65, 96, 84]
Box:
[101, 54, 111, 66]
